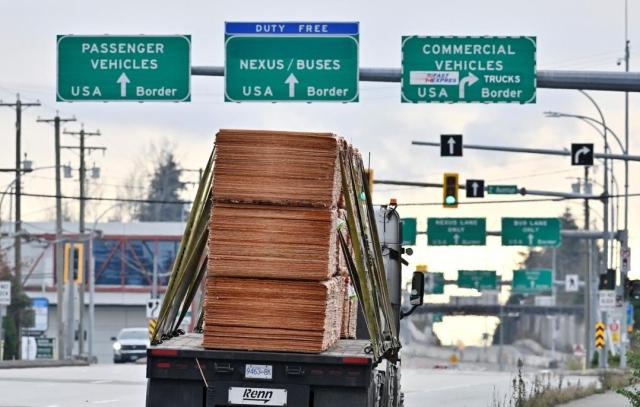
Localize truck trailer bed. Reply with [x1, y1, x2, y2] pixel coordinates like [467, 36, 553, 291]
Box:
[146, 333, 376, 407]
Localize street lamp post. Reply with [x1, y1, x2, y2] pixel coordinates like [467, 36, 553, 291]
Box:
[544, 91, 632, 368]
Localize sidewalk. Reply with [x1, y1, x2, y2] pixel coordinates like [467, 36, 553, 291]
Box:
[0, 359, 89, 369]
[559, 391, 628, 407]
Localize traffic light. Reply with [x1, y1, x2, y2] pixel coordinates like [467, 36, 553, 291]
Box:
[63, 242, 85, 284]
[625, 277, 640, 300]
[442, 173, 459, 208]
[598, 268, 616, 290]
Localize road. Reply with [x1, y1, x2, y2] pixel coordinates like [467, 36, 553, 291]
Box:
[0, 363, 602, 407]
[0, 364, 147, 407]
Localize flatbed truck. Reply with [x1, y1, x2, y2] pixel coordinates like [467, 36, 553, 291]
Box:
[146, 205, 423, 407]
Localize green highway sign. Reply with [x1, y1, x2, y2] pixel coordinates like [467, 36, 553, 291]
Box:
[425, 272, 445, 294]
[57, 35, 191, 102]
[457, 270, 497, 291]
[512, 269, 553, 294]
[432, 312, 443, 323]
[427, 218, 486, 246]
[487, 185, 519, 194]
[401, 217, 417, 245]
[225, 22, 359, 102]
[502, 217, 561, 247]
[401, 36, 536, 103]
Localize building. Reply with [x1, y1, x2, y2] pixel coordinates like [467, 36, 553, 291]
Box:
[1, 221, 184, 363]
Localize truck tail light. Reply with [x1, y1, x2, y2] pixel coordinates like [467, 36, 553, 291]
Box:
[156, 362, 171, 369]
[151, 348, 178, 357]
[342, 357, 369, 365]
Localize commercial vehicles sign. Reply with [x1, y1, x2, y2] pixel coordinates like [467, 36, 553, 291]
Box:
[225, 22, 359, 102]
[401, 36, 536, 103]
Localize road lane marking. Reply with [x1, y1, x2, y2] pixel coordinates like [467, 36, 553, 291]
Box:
[91, 400, 120, 404]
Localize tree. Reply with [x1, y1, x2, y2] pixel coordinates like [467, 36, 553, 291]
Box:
[0, 244, 32, 360]
[139, 149, 186, 222]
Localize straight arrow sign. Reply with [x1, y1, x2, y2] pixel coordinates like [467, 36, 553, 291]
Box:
[285, 73, 299, 98]
[466, 179, 485, 198]
[117, 72, 130, 97]
[440, 134, 462, 157]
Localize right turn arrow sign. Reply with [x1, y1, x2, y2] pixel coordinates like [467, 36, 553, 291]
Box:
[571, 143, 594, 166]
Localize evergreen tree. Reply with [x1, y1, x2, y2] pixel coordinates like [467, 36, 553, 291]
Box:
[139, 150, 186, 222]
[0, 246, 32, 360]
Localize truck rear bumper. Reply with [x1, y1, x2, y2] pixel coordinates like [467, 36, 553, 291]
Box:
[146, 334, 375, 407]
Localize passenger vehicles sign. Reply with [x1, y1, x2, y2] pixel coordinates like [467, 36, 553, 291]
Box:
[401, 36, 536, 103]
[57, 35, 191, 102]
[224, 22, 359, 102]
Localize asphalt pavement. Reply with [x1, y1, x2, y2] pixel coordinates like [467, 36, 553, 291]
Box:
[0, 363, 147, 407]
[0, 362, 605, 407]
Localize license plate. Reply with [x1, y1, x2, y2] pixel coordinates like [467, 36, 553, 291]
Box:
[245, 364, 273, 380]
[228, 387, 287, 406]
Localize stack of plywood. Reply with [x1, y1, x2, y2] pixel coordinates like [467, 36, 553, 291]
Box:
[203, 129, 355, 353]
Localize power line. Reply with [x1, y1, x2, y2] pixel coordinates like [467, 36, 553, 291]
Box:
[4, 191, 191, 205]
[376, 192, 640, 207]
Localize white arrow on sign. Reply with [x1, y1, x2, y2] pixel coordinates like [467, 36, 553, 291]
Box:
[528, 233, 534, 245]
[285, 73, 299, 98]
[574, 146, 591, 164]
[471, 182, 479, 197]
[459, 72, 479, 99]
[117, 72, 130, 97]
[453, 234, 460, 244]
[448, 137, 457, 155]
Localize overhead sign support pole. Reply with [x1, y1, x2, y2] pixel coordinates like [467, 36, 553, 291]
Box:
[191, 66, 640, 93]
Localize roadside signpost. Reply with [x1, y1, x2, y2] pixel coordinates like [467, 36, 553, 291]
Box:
[225, 22, 359, 102]
[512, 269, 553, 294]
[501, 217, 561, 246]
[30, 298, 49, 332]
[457, 270, 497, 291]
[599, 290, 616, 311]
[0, 281, 10, 305]
[401, 217, 417, 245]
[0, 281, 10, 352]
[427, 217, 486, 246]
[466, 179, 485, 198]
[571, 143, 594, 166]
[57, 35, 191, 101]
[424, 272, 445, 294]
[595, 322, 606, 349]
[565, 274, 579, 292]
[401, 36, 536, 103]
[35, 338, 54, 359]
[146, 298, 161, 319]
[487, 185, 518, 194]
[440, 134, 462, 156]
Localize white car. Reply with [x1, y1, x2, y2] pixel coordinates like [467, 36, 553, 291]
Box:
[111, 328, 149, 363]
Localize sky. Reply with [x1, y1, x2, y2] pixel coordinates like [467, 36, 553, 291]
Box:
[0, 0, 639, 345]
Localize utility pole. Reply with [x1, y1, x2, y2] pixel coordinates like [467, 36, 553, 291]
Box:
[583, 167, 593, 367]
[620, 0, 631, 370]
[0, 94, 40, 359]
[62, 125, 103, 357]
[37, 113, 76, 360]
